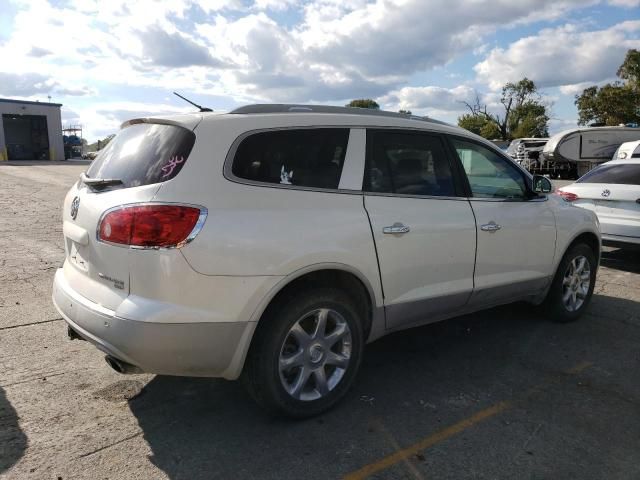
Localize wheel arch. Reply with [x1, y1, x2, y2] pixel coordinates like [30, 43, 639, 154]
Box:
[226, 264, 380, 379]
[563, 230, 601, 265]
[252, 264, 378, 339]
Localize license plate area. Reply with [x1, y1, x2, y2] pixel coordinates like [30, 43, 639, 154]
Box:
[69, 240, 90, 272]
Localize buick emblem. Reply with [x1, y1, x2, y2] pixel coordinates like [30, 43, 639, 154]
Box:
[70, 196, 80, 220]
[601, 189, 611, 198]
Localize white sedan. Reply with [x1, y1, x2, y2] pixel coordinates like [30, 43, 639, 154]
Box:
[558, 159, 640, 248]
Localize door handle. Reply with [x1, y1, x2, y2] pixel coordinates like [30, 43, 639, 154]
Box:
[480, 222, 502, 232]
[383, 222, 410, 234]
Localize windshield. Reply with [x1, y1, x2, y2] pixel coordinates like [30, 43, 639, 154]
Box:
[86, 123, 195, 188]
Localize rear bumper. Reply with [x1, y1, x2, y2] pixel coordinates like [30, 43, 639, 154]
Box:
[52, 269, 256, 379]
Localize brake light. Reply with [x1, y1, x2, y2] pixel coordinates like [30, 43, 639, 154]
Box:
[98, 205, 205, 248]
[557, 189, 579, 202]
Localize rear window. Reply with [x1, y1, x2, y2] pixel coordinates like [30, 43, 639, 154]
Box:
[577, 164, 640, 185]
[231, 129, 349, 189]
[86, 123, 195, 188]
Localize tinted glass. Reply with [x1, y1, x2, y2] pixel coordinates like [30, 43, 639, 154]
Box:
[86, 123, 195, 188]
[232, 129, 349, 189]
[452, 138, 527, 199]
[577, 164, 640, 185]
[365, 131, 455, 196]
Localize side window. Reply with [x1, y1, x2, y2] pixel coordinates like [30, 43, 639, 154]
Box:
[365, 131, 456, 197]
[231, 129, 349, 189]
[451, 138, 528, 200]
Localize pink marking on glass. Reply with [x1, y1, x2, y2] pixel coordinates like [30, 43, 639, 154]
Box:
[161, 155, 185, 178]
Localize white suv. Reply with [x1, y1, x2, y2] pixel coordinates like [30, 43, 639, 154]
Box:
[52, 105, 601, 417]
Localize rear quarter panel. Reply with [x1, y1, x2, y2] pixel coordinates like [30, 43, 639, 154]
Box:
[151, 115, 384, 307]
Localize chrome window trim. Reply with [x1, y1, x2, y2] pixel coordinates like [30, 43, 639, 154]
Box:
[467, 195, 549, 203]
[363, 191, 470, 202]
[447, 135, 546, 203]
[222, 126, 551, 203]
[222, 125, 461, 195]
[96, 202, 208, 250]
[363, 128, 469, 199]
[223, 126, 363, 195]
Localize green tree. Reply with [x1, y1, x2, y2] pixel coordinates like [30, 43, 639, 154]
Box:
[346, 99, 380, 109]
[617, 49, 640, 89]
[575, 49, 640, 126]
[510, 102, 549, 138]
[457, 78, 550, 140]
[480, 121, 502, 139]
[398, 109, 412, 115]
[458, 113, 492, 136]
[87, 133, 116, 152]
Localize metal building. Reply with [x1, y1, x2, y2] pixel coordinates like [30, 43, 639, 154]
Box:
[0, 98, 64, 161]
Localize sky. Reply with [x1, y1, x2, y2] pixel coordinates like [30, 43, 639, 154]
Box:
[0, 0, 639, 142]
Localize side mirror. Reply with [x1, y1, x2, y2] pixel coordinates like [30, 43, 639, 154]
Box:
[532, 175, 553, 194]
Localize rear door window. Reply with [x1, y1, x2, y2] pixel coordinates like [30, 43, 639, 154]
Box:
[577, 164, 640, 185]
[86, 123, 195, 188]
[365, 130, 456, 197]
[231, 129, 349, 189]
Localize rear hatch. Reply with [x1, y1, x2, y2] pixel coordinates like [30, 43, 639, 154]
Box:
[62, 117, 199, 310]
[566, 162, 640, 238]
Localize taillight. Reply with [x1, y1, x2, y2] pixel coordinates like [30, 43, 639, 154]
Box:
[98, 204, 205, 248]
[557, 189, 579, 202]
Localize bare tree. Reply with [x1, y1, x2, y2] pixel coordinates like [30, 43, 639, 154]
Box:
[459, 79, 549, 140]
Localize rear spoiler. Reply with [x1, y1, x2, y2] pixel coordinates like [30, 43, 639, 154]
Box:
[120, 113, 203, 131]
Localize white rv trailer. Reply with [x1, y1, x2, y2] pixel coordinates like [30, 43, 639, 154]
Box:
[613, 140, 640, 160]
[543, 126, 640, 177]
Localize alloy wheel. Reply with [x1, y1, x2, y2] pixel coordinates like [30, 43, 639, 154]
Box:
[562, 255, 591, 312]
[278, 308, 352, 401]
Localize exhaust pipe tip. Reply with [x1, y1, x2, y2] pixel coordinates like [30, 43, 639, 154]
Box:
[105, 356, 142, 374]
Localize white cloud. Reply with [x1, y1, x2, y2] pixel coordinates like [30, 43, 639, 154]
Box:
[549, 117, 579, 135]
[607, 0, 640, 6]
[475, 21, 640, 90]
[253, 0, 297, 10]
[1, 0, 637, 137]
[558, 80, 617, 95]
[71, 101, 193, 140]
[381, 85, 477, 112]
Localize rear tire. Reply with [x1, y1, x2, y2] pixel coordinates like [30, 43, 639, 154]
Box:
[542, 243, 596, 323]
[242, 288, 364, 418]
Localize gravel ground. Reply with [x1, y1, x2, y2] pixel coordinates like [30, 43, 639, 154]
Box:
[1, 164, 639, 480]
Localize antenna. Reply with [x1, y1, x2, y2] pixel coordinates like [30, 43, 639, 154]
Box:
[173, 92, 212, 112]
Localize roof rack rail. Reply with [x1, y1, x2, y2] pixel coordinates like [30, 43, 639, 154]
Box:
[229, 104, 449, 125]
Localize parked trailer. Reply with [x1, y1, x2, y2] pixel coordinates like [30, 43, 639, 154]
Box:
[543, 126, 640, 178]
[507, 138, 575, 179]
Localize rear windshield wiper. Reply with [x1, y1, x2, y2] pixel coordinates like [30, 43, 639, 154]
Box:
[80, 173, 123, 187]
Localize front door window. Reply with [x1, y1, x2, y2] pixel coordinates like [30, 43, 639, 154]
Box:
[451, 138, 527, 200]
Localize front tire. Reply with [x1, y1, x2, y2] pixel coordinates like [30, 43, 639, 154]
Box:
[542, 243, 597, 323]
[242, 288, 364, 418]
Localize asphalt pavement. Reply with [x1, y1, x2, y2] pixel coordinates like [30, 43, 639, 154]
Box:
[1, 163, 639, 479]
